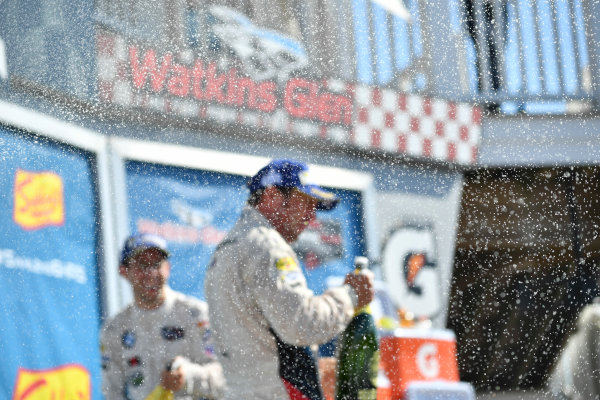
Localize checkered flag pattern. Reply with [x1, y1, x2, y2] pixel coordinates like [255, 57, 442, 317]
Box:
[352, 86, 481, 164]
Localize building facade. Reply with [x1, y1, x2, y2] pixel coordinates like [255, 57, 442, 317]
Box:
[1, 0, 599, 397]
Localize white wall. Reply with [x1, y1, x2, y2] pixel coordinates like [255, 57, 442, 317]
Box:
[375, 177, 464, 328]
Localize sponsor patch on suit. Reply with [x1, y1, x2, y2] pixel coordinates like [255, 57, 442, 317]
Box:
[161, 326, 185, 341]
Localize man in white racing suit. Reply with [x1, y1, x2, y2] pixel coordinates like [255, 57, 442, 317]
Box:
[548, 299, 600, 399]
[205, 159, 374, 400]
[101, 234, 225, 399]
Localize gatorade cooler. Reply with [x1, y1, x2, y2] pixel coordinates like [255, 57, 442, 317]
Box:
[380, 328, 459, 399]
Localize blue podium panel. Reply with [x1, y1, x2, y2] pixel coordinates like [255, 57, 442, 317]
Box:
[0, 126, 102, 399]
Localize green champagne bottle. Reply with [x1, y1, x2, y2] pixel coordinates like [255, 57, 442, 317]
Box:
[335, 256, 379, 400]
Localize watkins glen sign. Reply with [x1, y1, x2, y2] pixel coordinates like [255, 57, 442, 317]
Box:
[96, 11, 480, 164]
[126, 46, 353, 125]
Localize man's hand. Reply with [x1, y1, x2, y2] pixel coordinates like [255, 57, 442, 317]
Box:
[344, 269, 374, 310]
[160, 366, 185, 393]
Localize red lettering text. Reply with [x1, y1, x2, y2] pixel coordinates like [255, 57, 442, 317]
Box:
[257, 81, 277, 112]
[204, 62, 227, 102]
[129, 47, 172, 92]
[127, 45, 352, 125]
[192, 60, 205, 100]
[168, 64, 190, 97]
[284, 78, 352, 125]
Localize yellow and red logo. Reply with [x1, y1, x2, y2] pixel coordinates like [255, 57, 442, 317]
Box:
[13, 169, 65, 230]
[12, 364, 91, 400]
[275, 257, 299, 272]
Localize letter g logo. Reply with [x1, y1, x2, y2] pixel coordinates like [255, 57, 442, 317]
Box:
[416, 343, 440, 379]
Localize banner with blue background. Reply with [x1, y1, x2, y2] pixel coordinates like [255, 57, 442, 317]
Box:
[0, 126, 102, 399]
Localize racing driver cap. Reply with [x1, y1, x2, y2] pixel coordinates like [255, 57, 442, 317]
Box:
[119, 233, 170, 265]
[247, 159, 339, 211]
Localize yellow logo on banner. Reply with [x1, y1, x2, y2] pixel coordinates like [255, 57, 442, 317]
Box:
[13, 169, 65, 230]
[276, 257, 299, 271]
[12, 364, 91, 400]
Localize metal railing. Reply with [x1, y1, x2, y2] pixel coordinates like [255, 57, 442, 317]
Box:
[449, 0, 593, 112]
[323, 0, 595, 113]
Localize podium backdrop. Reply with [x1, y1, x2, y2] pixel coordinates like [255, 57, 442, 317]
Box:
[124, 160, 366, 299]
[0, 126, 102, 399]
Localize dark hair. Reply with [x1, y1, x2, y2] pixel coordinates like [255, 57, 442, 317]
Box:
[247, 186, 295, 206]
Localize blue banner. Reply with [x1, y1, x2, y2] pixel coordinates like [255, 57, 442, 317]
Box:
[0, 126, 102, 399]
[125, 161, 365, 300]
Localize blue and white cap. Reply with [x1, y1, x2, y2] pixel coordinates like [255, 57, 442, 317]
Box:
[247, 159, 339, 211]
[119, 233, 170, 265]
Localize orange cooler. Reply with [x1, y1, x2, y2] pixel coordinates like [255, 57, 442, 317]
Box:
[380, 329, 459, 399]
